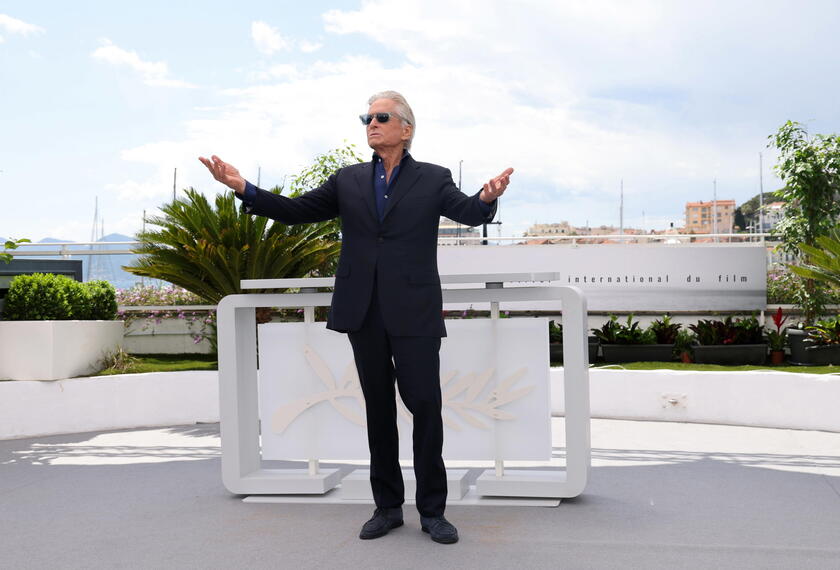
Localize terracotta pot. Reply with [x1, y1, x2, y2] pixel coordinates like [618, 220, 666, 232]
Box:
[680, 351, 693, 363]
[770, 350, 785, 365]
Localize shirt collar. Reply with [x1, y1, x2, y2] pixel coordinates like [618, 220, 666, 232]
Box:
[372, 148, 411, 164]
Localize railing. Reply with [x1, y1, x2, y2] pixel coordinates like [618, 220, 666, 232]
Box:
[3, 233, 777, 257]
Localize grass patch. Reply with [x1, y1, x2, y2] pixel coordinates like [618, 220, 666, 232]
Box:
[95, 353, 217, 376]
[573, 361, 840, 374]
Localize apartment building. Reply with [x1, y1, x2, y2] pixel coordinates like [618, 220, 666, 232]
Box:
[685, 200, 736, 234]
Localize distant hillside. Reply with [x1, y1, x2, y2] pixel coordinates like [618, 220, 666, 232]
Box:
[27, 234, 153, 290]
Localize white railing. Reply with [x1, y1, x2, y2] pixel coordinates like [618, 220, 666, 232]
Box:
[3, 233, 777, 258]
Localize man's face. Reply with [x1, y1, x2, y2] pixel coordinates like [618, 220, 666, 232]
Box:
[366, 98, 412, 153]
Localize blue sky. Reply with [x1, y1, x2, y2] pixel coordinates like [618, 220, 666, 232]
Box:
[2, 0, 839, 242]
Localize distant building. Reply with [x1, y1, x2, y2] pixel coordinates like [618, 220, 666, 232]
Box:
[758, 201, 786, 232]
[524, 222, 573, 237]
[685, 200, 736, 234]
[438, 217, 480, 245]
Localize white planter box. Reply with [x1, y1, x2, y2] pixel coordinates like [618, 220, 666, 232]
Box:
[123, 318, 213, 355]
[0, 320, 124, 381]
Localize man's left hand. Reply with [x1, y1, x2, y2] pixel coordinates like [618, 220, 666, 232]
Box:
[480, 167, 514, 203]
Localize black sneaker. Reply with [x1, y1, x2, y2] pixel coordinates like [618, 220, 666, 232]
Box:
[420, 515, 459, 544]
[359, 507, 404, 540]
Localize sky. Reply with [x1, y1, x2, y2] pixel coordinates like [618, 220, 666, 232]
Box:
[2, 0, 839, 242]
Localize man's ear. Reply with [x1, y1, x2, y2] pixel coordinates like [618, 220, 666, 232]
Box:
[402, 124, 413, 143]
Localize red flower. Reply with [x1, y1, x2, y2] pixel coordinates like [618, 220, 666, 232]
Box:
[772, 307, 788, 333]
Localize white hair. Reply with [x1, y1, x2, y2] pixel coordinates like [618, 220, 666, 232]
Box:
[368, 90, 415, 150]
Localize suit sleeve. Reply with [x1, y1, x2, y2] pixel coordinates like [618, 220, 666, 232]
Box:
[439, 168, 497, 226]
[241, 172, 340, 225]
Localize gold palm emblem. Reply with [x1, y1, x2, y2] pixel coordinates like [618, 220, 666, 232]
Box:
[270, 345, 534, 434]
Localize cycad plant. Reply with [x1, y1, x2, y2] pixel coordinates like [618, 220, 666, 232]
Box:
[124, 144, 362, 304]
[790, 225, 840, 291]
[124, 188, 340, 303]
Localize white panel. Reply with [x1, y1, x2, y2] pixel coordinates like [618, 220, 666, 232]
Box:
[257, 319, 551, 461]
[437, 244, 766, 311]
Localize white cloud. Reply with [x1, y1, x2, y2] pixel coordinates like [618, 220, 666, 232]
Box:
[100, 0, 838, 238]
[251, 21, 323, 56]
[251, 21, 290, 55]
[0, 14, 45, 38]
[91, 38, 196, 88]
[298, 40, 322, 53]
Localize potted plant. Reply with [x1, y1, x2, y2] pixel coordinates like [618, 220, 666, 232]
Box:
[0, 273, 123, 380]
[673, 329, 696, 363]
[802, 316, 840, 365]
[766, 307, 789, 365]
[548, 320, 598, 364]
[592, 314, 675, 363]
[689, 315, 768, 365]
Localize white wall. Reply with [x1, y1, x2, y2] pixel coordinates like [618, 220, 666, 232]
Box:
[552, 368, 840, 433]
[0, 371, 218, 439]
[2, 368, 839, 440]
[123, 319, 214, 354]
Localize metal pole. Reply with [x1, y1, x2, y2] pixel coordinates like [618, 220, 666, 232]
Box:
[713, 179, 718, 243]
[759, 152, 765, 233]
[141, 210, 146, 286]
[173, 167, 177, 202]
[619, 179, 624, 236]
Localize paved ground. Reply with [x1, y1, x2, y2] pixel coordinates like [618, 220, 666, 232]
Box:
[2, 419, 839, 569]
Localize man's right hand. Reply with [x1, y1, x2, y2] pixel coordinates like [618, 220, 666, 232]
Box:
[198, 155, 247, 194]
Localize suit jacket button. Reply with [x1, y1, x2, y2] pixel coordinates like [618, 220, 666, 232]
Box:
[377, 236, 384, 243]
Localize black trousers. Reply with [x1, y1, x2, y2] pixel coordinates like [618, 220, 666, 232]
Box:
[347, 291, 447, 518]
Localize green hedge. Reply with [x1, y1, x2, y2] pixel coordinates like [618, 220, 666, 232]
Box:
[2, 273, 118, 321]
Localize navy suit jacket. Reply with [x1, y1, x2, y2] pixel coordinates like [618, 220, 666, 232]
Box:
[244, 155, 497, 337]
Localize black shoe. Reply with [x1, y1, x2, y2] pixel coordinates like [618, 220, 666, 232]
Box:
[359, 507, 404, 540]
[420, 515, 459, 544]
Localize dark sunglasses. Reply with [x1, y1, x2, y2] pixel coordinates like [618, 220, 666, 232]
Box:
[359, 112, 404, 125]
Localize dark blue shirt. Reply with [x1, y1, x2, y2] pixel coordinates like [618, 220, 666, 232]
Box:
[372, 151, 407, 221]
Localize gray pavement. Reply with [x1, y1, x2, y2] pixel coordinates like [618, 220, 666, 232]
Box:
[1, 419, 839, 569]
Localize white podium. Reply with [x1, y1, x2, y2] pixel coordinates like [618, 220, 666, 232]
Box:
[217, 273, 591, 503]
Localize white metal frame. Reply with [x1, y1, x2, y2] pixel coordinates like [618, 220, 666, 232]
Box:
[216, 272, 590, 498]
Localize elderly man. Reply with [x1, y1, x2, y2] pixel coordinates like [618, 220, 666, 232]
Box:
[200, 90, 511, 545]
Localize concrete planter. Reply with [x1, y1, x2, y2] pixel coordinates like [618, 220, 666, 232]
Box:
[693, 343, 768, 365]
[601, 343, 675, 363]
[787, 329, 809, 364]
[0, 320, 124, 381]
[803, 344, 840, 366]
[549, 337, 599, 363]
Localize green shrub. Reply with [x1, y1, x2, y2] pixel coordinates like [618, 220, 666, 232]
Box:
[2, 273, 117, 321]
[648, 315, 681, 344]
[86, 280, 118, 320]
[592, 314, 655, 345]
[688, 316, 764, 345]
[3, 273, 73, 320]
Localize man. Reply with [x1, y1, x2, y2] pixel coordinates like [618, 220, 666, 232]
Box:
[200, 90, 512, 545]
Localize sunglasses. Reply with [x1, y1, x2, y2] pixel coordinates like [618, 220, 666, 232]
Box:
[359, 112, 405, 125]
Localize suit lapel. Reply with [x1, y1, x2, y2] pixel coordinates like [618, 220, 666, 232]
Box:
[354, 163, 379, 225]
[382, 156, 422, 221]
